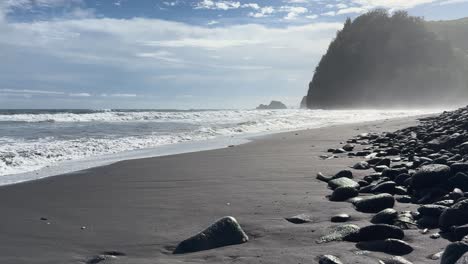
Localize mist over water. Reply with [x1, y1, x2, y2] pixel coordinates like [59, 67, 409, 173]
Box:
[0, 108, 442, 184]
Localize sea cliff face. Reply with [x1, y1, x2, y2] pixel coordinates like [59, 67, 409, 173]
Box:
[305, 10, 468, 109]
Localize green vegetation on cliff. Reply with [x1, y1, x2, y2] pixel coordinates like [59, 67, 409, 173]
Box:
[306, 10, 468, 109]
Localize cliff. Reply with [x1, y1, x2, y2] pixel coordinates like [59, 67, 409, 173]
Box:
[305, 10, 468, 109]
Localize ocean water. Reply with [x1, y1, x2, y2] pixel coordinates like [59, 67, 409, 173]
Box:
[0, 108, 439, 185]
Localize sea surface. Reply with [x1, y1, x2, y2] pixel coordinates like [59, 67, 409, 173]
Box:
[0, 108, 439, 185]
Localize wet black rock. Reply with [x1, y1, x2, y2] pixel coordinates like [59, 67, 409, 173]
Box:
[417, 216, 440, 228]
[332, 170, 353, 179]
[453, 225, 468, 241]
[328, 177, 360, 190]
[331, 214, 350, 223]
[440, 199, 468, 230]
[418, 204, 448, 217]
[411, 164, 451, 190]
[343, 144, 355, 151]
[353, 161, 370, 170]
[441, 241, 468, 264]
[356, 239, 413, 255]
[380, 256, 413, 264]
[450, 173, 468, 192]
[318, 255, 343, 264]
[371, 208, 398, 224]
[330, 186, 359, 201]
[317, 224, 360, 244]
[371, 181, 397, 194]
[353, 193, 395, 213]
[317, 172, 332, 182]
[345, 224, 404, 242]
[285, 214, 314, 224]
[173, 216, 248, 254]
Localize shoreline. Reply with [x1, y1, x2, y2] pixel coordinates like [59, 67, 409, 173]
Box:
[0, 115, 448, 264]
[0, 113, 436, 187]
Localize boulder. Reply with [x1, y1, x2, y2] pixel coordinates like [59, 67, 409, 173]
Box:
[317, 224, 360, 244]
[285, 214, 314, 224]
[418, 204, 448, 217]
[371, 181, 396, 194]
[440, 199, 468, 229]
[332, 170, 353, 179]
[411, 164, 451, 189]
[353, 161, 370, 170]
[354, 193, 395, 213]
[331, 214, 350, 223]
[318, 255, 343, 264]
[173, 216, 248, 254]
[371, 208, 398, 224]
[345, 224, 404, 242]
[356, 239, 413, 255]
[330, 186, 359, 201]
[379, 256, 413, 264]
[328, 177, 360, 190]
[441, 242, 468, 264]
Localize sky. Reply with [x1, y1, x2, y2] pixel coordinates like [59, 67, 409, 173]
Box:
[0, 0, 467, 109]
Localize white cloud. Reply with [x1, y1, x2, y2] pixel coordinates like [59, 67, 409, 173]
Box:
[69, 92, 91, 97]
[351, 0, 438, 9]
[321, 11, 336, 16]
[306, 14, 318, 19]
[0, 88, 64, 95]
[110, 93, 137, 97]
[249, 6, 275, 18]
[281, 6, 308, 20]
[336, 7, 368, 15]
[195, 0, 240, 10]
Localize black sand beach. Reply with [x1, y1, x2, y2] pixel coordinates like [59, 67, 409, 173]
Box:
[0, 117, 449, 264]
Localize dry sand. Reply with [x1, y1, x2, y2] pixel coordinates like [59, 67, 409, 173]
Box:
[0, 117, 449, 264]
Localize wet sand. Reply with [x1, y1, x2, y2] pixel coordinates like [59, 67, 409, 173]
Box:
[0, 116, 449, 264]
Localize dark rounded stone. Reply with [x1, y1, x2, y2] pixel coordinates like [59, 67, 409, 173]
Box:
[356, 239, 413, 255]
[317, 224, 360, 244]
[376, 158, 392, 167]
[173, 216, 248, 254]
[285, 214, 313, 224]
[382, 168, 408, 180]
[380, 256, 413, 264]
[440, 199, 468, 230]
[371, 208, 398, 224]
[332, 170, 353, 179]
[333, 148, 346, 154]
[353, 161, 370, 170]
[316, 172, 332, 182]
[318, 255, 343, 264]
[345, 224, 404, 242]
[330, 187, 359, 201]
[371, 181, 396, 194]
[451, 163, 468, 175]
[353, 193, 395, 213]
[441, 242, 468, 264]
[418, 204, 449, 217]
[394, 186, 408, 195]
[396, 195, 412, 203]
[453, 225, 468, 241]
[450, 173, 468, 192]
[342, 144, 355, 152]
[411, 164, 451, 190]
[395, 174, 411, 186]
[331, 214, 350, 223]
[328, 177, 360, 190]
[417, 216, 440, 229]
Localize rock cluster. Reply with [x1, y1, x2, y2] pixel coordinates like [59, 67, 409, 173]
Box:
[316, 107, 468, 262]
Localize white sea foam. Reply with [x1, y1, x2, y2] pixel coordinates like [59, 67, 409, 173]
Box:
[0, 109, 440, 185]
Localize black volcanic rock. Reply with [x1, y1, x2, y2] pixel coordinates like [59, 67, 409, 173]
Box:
[256, 101, 287, 110]
[173, 216, 248, 254]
